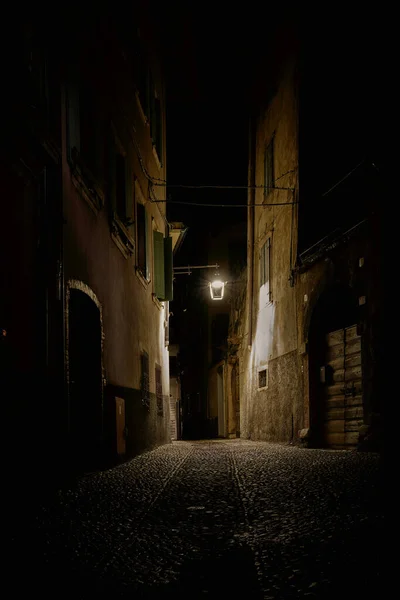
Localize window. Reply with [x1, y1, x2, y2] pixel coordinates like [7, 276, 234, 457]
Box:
[67, 82, 102, 180]
[137, 202, 148, 277]
[258, 368, 268, 389]
[155, 364, 163, 416]
[109, 134, 134, 258]
[153, 232, 173, 301]
[66, 80, 104, 211]
[134, 30, 150, 118]
[164, 301, 169, 346]
[264, 137, 275, 196]
[141, 351, 150, 410]
[259, 238, 271, 298]
[150, 75, 163, 162]
[115, 153, 127, 222]
[79, 85, 101, 180]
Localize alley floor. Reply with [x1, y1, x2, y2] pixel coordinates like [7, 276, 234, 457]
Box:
[10, 440, 382, 599]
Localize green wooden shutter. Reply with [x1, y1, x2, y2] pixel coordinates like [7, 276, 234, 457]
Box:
[153, 231, 165, 299]
[67, 82, 80, 162]
[164, 236, 173, 301]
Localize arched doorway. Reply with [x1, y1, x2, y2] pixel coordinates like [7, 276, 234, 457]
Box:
[308, 284, 364, 449]
[66, 281, 104, 470]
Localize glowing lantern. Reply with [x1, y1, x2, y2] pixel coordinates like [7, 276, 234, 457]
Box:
[209, 279, 225, 300]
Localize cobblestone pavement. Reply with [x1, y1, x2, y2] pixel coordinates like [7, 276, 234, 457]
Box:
[11, 440, 382, 599]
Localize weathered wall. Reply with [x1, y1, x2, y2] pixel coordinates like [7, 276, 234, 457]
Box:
[239, 58, 302, 443]
[62, 17, 171, 462]
[296, 222, 382, 447]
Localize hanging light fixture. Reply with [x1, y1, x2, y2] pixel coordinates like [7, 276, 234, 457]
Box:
[209, 279, 225, 300]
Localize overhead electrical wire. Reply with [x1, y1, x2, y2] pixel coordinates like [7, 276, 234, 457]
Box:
[149, 198, 298, 207]
[126, 106, 368, 213]
[321, 159, 365, 197]
[151, 182, 295, 191]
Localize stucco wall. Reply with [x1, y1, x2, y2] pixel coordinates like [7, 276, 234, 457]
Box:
[239, 58, 301, 443]
[62, 23, 171, 461]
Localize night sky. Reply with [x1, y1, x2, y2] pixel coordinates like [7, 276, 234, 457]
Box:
[129, 2, 381, 431]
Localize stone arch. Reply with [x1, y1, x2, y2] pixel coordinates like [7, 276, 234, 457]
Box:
[65, 280, 105, 469]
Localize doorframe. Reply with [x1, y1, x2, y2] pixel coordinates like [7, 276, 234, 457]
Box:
[65, 279, 106, 435]
[305, 282, 361, 448]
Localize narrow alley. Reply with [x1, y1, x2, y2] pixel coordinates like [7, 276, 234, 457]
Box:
[13, 441, 382, 599]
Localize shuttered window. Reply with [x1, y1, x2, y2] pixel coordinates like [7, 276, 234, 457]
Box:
[115, 153, 126, 221]
[165, 301, 169, 346]
[67, 81, 102, 181]
[148, 74, 163, 163]
[153, 231, 165, 299]
[164, 236, 173, 301]
[259, 238, 271, 299]
[264, 138, 274, 196]
[137, 203, 148, 277]
[66, 83, 80, 163]
[110, 141, 133, 225]
[153, 233, 173, 301]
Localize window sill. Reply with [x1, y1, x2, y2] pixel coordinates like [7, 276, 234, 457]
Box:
[69, 154, 104, 215]
[152, 293, 164, 311]
[111, 215, 135, 259]
[135, 267, 150, 289]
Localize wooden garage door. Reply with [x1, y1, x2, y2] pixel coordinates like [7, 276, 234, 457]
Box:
[323, 324, 363, 448]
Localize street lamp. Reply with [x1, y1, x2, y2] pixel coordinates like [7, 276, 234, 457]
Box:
[209, 279, 225, 300]
[172, 263, 227, 301]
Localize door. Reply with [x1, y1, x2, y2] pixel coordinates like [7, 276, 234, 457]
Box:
[170, 394, 177, 440]
[69, 288, 103, 467]
[115, 396, 126, 456]
[322, 324, 363, 448]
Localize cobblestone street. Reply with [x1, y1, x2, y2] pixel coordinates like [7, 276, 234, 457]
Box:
[12, 441, 382, 598]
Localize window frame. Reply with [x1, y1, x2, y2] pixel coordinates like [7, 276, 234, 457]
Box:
[258, 367, 268, 390]
[259, 236, 272, 301]
[264, 136, 275, 198]
[135, 180, 150, 284]
[66, 79, 105, 214]
[109, 127, 134, 258]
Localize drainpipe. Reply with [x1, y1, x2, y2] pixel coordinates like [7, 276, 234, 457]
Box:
[247, 113, 256, 348]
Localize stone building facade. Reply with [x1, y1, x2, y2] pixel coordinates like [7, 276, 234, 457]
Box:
[230, 24, 382, 450]
[1, 3, 175, 484]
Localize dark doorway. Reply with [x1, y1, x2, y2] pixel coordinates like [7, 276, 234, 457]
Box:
[68, 288, 103, 470]
[231, 363, 240, 437]
[308, 285, 362, 449]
